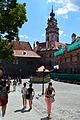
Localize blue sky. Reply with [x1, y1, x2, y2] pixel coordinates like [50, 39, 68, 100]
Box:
[18, 0, 80, 46]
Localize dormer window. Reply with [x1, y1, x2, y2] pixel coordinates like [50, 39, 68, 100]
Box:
[23, 51, 26, 55]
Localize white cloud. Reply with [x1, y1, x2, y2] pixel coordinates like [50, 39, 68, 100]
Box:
[63, 34, 67, 37]
[59, 30, 64, 36]
[59, 30, 66, 37]
[63, 15, 68, 19]
[56, 7, 68, 15]
[19, 34, 29, 39]
[42, 33, 45, 38]
[61, 14, 68, 19]
[47, 0, 63, 4]
[47, 0, 52, 2]
[47, 0, 80, 15]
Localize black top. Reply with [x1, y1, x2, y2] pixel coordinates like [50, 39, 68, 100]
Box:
[0, 80, 9, 92]
[0, 80, 9, 99]
[47, 88, 54, 96]
[27, 88, 33, 95]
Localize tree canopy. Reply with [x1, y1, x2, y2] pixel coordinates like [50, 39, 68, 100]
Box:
[0, 39, 14, 60]
[0, 0, 27, 60]
[0, 0, 27, 40]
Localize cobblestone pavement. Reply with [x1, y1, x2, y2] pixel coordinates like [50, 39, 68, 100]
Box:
[0, 79, 80, 120]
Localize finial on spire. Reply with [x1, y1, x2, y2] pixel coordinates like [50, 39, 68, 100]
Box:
[52, 5, 53, 12]
[50, 5, 55, 18]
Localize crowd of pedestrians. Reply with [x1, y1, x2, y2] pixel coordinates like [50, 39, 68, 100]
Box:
[0, 67, 55, 119]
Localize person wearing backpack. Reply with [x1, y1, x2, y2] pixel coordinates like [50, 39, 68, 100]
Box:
[0, 68, 9, 117]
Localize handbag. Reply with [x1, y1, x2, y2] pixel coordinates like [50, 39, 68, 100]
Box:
[51, 94, 55, 103]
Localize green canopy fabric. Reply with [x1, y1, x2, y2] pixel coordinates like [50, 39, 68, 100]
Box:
[67, 40, 80, 52]
[54, 48, 64, 57]
[50, 72, 80, 81]
[54, 40, 80, 57]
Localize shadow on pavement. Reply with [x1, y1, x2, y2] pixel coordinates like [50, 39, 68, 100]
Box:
[40, 117, 49, 120]
[22, 109, 31, 112]
[14, 109, 22, 112]
[14, 109, 30, 113]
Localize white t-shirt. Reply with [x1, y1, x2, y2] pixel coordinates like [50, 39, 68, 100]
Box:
[21, 87, 27, 96]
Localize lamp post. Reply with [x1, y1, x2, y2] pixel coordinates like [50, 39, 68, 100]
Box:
[42, 68, 45, 95]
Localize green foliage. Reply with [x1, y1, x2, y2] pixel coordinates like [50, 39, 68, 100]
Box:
[0, 0, 27, 40]
[0, 0, 27, 59]
[0, 39, 14, 60]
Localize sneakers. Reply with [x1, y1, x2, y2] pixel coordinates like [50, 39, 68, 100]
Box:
[28, 108, 32, 111]
[22, 106, 26, 110]
[47, 116, 52, 119]
[23, 107, 26, 109]
[21, 107, 26, 112]
[2, 112, 5, 117]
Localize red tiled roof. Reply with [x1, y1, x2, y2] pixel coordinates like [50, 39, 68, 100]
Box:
[36, 42, 46, 51]
[13, 50, 41, 58]
[35, 41, 65, 51]
[38, 42, 46, 48]
[12, 41, 32, 50]
[54, 41, 65, 49]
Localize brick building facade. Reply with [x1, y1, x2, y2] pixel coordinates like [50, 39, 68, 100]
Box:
[54, 36, 80, 74]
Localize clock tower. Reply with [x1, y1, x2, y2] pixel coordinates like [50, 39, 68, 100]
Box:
[46, 7, 59, 49]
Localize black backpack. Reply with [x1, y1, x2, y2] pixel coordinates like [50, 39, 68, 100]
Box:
[0, 85, 7, 100]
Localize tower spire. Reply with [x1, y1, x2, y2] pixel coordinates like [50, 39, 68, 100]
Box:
[52, 5, 53, 12]
[46, 6, 59, 49]
[50, 5, 55, 18]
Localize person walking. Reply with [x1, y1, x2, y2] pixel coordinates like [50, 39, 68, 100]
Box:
[27, 83, 35, 111]
[6, 79, 11, 91]
[0, 68, 9, 117]
[13, 79, 17, 91]
[21, 82, 27, 110]
[45, 82, 55, 119]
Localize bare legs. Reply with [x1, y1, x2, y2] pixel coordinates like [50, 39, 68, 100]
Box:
[45, 97, 52, 118]
[2, 105, 7, 117]
[22, 96, 27, 109]
[29, 99, 32, 110]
